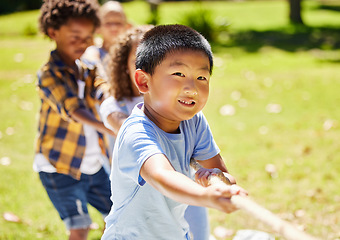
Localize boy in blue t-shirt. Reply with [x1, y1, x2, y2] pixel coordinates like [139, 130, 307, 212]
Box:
[102, 24, 247, 240]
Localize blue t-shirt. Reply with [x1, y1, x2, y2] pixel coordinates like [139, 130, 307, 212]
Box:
[102, 103, 220, 240]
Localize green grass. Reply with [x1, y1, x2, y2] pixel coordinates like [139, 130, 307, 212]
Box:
[0, 1, 339, 239]
[0, 10, 39, 36]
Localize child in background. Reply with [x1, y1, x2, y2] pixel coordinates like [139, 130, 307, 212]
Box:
[100, 25, 213, 240]
[83, 0, 131, 71]
[99, 26, 151, 136]
[101, 24, 247, 240]
[35, 1, 113, 239]
[83, 0, 131, 154]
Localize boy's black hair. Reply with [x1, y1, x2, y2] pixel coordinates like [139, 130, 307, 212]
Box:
[136, 24, 213, 75]
[39, 0, 100, 37]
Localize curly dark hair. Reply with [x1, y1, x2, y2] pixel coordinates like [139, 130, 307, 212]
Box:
[106, 25, 153, 101]
[39, 0, 100, 37]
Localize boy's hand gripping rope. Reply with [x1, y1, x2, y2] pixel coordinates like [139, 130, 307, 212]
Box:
[190, 158, 319, 240]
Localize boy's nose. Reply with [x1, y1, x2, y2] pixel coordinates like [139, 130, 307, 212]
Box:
[183, 79, 198, 96]
[184, 90, 197, 96]
[79, 37, 93, 47]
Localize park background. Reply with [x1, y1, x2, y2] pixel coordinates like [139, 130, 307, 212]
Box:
[0, 0, 339, 239]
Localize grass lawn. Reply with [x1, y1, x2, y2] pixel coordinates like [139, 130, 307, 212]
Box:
[0, 0, 339, 239]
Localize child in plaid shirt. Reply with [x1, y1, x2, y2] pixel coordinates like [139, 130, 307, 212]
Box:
[34, 0, 113, 239]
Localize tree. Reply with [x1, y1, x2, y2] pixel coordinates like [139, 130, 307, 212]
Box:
[147, 0, 161, 25]
[0, 0, 42, 14]
[288, 0, 304, 24]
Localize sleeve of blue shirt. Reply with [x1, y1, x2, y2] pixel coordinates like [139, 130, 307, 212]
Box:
[116, 119, 164, 186]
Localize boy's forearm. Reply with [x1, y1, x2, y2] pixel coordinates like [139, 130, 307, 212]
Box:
[142, 163, 240, 214]
[147, 167, 207, 206]
[196, 154, 228, 172]
[141, 155, 211, 207]
[140, 155, 242, 213]
[71, 108, 114, 135]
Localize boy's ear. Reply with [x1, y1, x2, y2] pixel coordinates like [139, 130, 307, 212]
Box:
[126, 22, 133, 29]
[47, 27, 57, 40]
[135, 69, 150, 94]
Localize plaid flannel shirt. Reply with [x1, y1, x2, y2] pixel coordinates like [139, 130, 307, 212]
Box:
[35, 50, 110, 180]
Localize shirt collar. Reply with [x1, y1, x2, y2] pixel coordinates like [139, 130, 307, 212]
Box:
[50, 50, 90, 79]
[50, 50, 69, 70]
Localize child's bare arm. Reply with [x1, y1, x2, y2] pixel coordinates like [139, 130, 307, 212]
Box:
[195, 154, 236, 186]
[196, 154, 228, 172]
[71, 108, 114, 135]
[106, 112, 129, 135]
[140, 153, 244, 214]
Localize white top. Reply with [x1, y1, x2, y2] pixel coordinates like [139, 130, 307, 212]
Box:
[102, 103, 220, 240]
[99, 95, 143, 131]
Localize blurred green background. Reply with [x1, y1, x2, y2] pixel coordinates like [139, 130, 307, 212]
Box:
[0, 0, 339, 239]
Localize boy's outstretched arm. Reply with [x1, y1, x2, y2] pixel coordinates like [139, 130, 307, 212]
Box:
[71, 108, 114, 136]
[140, 153, 244, 214]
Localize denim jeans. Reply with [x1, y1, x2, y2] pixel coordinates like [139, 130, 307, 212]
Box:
[39, 167, 112, 230]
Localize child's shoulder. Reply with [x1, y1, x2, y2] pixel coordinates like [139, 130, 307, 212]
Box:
[119, 105, 156, 133]
[117, 113, 156, 145]
[180, 111, 211, 136]
[38, 58, 62, 81]
[123, 105, 148, 126]
[39, 50, 64, 72]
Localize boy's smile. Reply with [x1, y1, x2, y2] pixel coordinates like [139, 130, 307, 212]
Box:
[48, 18, 95, 67]
[137, 49, 211, 133]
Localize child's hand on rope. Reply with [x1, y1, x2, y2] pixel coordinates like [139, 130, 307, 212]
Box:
[195, 167, 222, 187]
[203, 183, 247, 213]
[195, 168, 237, 187]
[195, 167, 248, 213]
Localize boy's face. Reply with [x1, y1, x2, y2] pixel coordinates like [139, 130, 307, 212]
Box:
[99, 12, 128, 45]
[48, 18, 95, 67]
[137, 50, 210, 132]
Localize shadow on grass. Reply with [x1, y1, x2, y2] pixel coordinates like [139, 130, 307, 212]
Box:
[217, 26, 340, 55]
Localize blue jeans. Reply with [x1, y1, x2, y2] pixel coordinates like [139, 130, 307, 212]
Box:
[185, 206, 210, 240]
[39, 167, 112, 230]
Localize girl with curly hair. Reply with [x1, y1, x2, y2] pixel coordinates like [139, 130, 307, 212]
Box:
[99, 25, 152, 136]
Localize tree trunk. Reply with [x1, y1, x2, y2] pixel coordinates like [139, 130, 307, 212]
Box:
[288, 0, 304, 24]
[147, 0, 161, 25]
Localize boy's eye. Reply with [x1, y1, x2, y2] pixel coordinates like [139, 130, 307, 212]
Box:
[173, 72, 185, 77]
[197, 76, 207, 80]
[71, 36, 92, 45]
[71, 36, 80, 41]
[104, 22, 124, 27]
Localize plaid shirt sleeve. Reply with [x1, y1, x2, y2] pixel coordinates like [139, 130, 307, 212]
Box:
[37, 64, 86, 122]
[80, 59, 110, 102]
